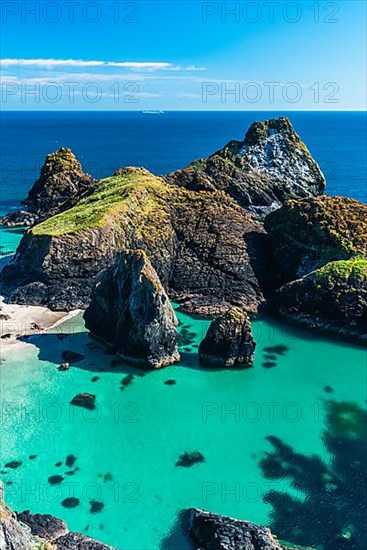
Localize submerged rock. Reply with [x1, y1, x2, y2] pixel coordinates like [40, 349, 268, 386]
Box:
[167, 117, 325, 218]
[176, 452, 205, 467]
[199, 307, 256, 368]
[70, 393, 96, 410]
[84, 250, 180, 369]
[189, 508, 307, 550]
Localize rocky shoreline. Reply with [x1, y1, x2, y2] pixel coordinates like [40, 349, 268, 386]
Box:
[0, 482, 115, 549]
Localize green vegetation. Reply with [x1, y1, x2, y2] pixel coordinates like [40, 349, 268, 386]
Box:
[313, 256, 367, 285]
[31, 168, 170, 237]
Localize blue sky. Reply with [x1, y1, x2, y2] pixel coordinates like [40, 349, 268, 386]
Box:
[1, 0, 366, 110]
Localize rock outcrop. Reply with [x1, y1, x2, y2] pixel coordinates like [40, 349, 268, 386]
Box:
[0, 482, 114, 549]
[167, 117, 325, 218]
[189, 508, 308, 550]
[84, 250, 180, 368]
[199, 307, 256, 367]
[276, 257, 367, 344]
[0, 147, 95, 227]
[264, 196, 367, 281]
[1, 167, 276, 314]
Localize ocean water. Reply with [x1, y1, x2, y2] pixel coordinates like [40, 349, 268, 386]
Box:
[0, 112, 366, 550]
[0, 111, 366, 214]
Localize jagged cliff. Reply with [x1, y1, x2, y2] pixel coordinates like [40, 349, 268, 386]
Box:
[0, 117, 324, 315]
[0, 167, 276, 313]
[166, 117, 326, 218]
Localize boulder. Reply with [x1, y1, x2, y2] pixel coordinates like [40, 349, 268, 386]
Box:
[54, 532, 114, 549]
[189, 508, 308, 550]
[264, 196, 367, 280]
[167, 116, 325, 218]
[276, 257, 367, 344]
[84, 250, 180, 368]
[199, 307, 256, 367]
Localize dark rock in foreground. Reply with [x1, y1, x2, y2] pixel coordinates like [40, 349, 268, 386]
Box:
[16, 510, 67, 540]
[277, 257, 367, 344]
[167, 117, 325, 218]
[0, 482, 115, 549]
[199, 307, 256, 368]
[54, 532, 113, 549]
[84, 250, 180, 368]
[189, 508, 309, 550]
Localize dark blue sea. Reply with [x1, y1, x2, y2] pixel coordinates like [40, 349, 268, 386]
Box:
[1, 111, 366, 215]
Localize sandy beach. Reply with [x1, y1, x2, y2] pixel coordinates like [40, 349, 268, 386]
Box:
[0, 296, 79, 353]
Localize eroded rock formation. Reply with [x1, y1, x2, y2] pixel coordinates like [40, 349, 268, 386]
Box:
[199, 307, 256, 367]
[166, 117, 325, 218]
[84, 250, 180, 368]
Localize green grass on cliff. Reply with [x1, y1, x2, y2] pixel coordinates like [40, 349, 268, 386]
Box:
[313, 256, 367, 285]
[31, 168, 169, 236]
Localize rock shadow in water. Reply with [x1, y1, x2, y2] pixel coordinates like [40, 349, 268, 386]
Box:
[260, 400, 367, 550]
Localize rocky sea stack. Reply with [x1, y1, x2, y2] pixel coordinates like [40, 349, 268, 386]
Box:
[0, 147, 95, 227]
[167, 116, 326, 218]
[84, 249, 180, 368]
[199, 307, 256, 367]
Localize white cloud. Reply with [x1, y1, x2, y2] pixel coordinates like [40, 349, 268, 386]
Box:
[0, 59, 206, 71]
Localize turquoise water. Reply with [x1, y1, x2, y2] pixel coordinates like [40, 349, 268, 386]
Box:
[1, 305, 366, 549]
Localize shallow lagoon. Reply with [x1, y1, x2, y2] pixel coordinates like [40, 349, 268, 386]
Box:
[1, 304, 366, 549]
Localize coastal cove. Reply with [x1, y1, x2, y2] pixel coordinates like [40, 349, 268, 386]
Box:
[1, 293, 366, 549]
[0, 111, 366, 550]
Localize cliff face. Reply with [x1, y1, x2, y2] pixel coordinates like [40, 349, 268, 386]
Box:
[166, 117, 326, 218]
[84, 250, 180, 368]
[1, 167, 276, 314]
[264, 196, 367, 280]
[264, 196, 367, 342]
[277, 257, 367, 343]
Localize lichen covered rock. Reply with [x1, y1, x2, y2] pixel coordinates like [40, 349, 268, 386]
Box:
[84, 249, 180, 368]
[276, 257, 367, 343]
[265, 196, 367, 280]
[199, 307, 256, 367]
[167, 117, 325, 218]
